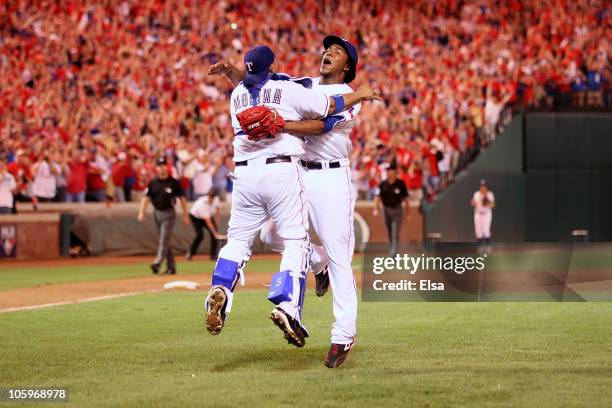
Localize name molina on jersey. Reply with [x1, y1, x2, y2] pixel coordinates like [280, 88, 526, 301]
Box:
[233, 88, 283, 111]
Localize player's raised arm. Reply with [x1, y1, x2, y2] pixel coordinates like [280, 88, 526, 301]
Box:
[208, 60, 244, 86]
[329, 83, 381, 114]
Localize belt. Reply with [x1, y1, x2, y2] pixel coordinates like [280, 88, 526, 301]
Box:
[300, 160, 343, 170]
[234, 156, 292, 167]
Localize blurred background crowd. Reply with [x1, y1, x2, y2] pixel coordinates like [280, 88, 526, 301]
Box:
[0, 0, 609, 211]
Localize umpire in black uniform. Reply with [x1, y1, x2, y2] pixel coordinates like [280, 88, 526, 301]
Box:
[373, 164, 409, 255]
[137, 157, 189, 275]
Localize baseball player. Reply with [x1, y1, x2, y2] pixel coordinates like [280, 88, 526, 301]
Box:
[209, 36, 369, 368]
[471, 179, 495, 244]
[204, 45, 380, 350]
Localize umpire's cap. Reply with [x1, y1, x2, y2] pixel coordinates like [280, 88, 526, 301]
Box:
[243, 45, 275, 87]
[323, 35, 358, 83]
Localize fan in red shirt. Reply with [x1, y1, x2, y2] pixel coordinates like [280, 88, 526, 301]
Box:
[403, 161, 424, 209]
[86, 150, 108, 202]
[66, 149, 88, 203]
[7, 150, 32, 195]
[7, 149, 38, 211]
[111, 152, 131, 202]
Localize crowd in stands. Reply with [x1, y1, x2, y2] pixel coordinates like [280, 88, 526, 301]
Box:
[0, 0, 609, 211]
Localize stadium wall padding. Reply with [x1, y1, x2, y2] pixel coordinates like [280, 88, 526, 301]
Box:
[424, 115, 526, 242]
[63, 202, 421, 256]
[0, 214, 60, 259]
[524, 113, 612, 241]
[425, 112, 612, 242]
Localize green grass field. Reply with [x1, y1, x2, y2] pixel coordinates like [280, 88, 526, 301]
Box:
[0, 259, 283, 291]
[1, 260, 612, 407]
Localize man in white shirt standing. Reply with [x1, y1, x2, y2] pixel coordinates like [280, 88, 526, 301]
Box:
[0, 157, 17, 214]
[192, 151, 220, 200]
[186, 191, 224, 261]
[471, 179, 495, 244]
[32, 155, 59, 202]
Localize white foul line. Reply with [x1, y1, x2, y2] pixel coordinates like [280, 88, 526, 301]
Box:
[0, 289, 162, 313]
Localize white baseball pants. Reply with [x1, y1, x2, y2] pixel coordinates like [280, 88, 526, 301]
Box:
[218, 158, 310, 320]
[474, 211, 492, 239]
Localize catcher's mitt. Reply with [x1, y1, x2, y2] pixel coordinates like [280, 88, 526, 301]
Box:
[237, 106, 285, 141]
[482, 196, 491, 207]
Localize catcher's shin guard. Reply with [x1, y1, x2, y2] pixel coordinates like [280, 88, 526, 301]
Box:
[211, 258, 242, 290]
[267, 269, 307, 319]
[268, 269, 309, 347]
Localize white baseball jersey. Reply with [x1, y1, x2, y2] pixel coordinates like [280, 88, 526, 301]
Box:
[190, 195, 220, 219]
[0, 173, 16, 208]
[302, 77, 361, 161]
[473, 190, 495, 214]
[230, 79, 331, 161]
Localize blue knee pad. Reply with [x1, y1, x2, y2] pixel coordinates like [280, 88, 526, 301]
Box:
[212, 258, 240, 290]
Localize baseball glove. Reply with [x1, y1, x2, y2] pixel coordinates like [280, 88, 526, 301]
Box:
[482, 196, 491, 207]
[237, 106, 285, 141]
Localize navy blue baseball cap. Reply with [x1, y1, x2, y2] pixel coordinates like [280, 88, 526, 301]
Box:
[243, 45, 275, 87]
[323, 35, 358, 83]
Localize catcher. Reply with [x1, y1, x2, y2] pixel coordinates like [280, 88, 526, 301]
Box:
[203, 45, 380, 351]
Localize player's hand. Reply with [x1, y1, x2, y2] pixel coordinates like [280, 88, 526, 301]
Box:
[137, 212, 145, 223]
[357, 83, 383, 101]
[373, 208, 380, 216]
[207, 60, 231, 76]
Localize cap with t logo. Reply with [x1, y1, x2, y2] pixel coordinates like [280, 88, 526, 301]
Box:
[243, 45, 275, 87]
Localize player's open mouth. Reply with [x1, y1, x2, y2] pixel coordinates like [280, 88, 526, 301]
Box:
[322, 57, 332, 65]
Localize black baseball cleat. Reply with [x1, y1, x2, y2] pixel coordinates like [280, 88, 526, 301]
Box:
[315, 266, 330, 297]
[325, 342, 354, 368]
[205, 286, 227, 335]
[150, 263, 160, 274]
[185, 250, 193, 261]
[269, 307, 308, 348]
[163, 268, 176, 275]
